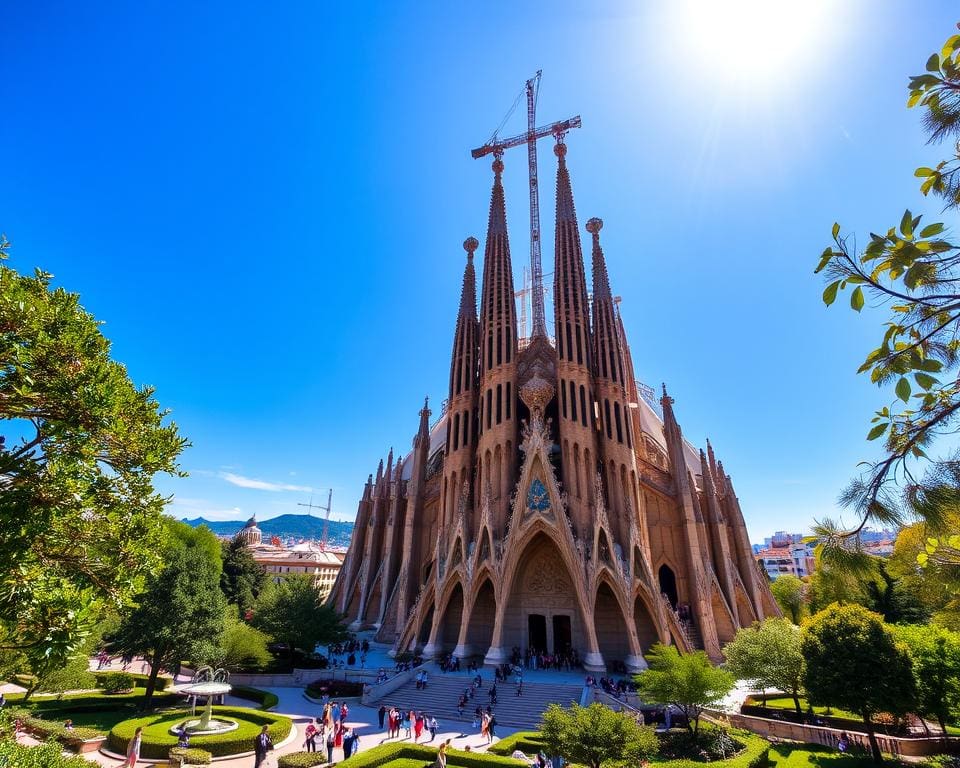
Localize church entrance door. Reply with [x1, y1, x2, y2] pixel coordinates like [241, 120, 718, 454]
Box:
[528, 614, 547, 652]
[552, 615, 571, 654]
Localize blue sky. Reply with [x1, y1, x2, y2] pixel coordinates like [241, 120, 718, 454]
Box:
[3, 1, 957, 541]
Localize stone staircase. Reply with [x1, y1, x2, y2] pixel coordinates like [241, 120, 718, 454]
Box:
[375, 673, 583, 730]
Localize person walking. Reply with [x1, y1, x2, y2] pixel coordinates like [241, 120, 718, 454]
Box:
[123, 726, 143, 767]
[254, 724, 274, 768]
[428, 716, 438, 742]
[378, 705, 386, 730]
[326, 728, 336, 764]
[487, 714, 497, 743]
[304, 720, 319, 753]
[414, 712, 424, 742]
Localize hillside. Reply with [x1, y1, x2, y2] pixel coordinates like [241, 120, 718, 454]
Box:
[181, 514, 355, 548]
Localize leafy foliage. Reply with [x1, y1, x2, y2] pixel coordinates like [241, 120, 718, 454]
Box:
[633, 644, 734, 736]
[800, 604, 915, 763]
[814, 28, 960, 560]
[213, 610, 271, 672]
[770, 576, 807, 624]
[0, 238, 186, 671]
[0, 738, 91, 767]
[252, 574, 347, 655]
[539, 703, 659, 768]
[220, 538, 266, 617]
[894, 623, 960, 733]
[111, 521, 226, 706]
[723, 618, 804, 714]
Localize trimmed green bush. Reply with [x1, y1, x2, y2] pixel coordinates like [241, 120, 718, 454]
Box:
[278, 752, 330, 768]
[100, 672, 136, 694]
[5, 707, 106, 748]
[169, 746, 213, 764]
[488, 731, 546, 756]
[94, 671, 171, 691]
[231, 684, 280, 710]
[107, 706, 292, 759]
[0, 739, 91, 767]
[336, 742, 524, 768]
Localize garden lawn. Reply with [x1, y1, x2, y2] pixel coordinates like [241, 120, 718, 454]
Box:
[5, 689, 183, 732]
[750, 698, 862, 721]
[768, 744, 907, 768]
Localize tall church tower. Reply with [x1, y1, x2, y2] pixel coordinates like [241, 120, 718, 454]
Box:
[476, 155, 519, 541]
[551, 141, 598, 539]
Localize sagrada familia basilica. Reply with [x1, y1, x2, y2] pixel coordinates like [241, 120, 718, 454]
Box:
[330, 119, 778, 672]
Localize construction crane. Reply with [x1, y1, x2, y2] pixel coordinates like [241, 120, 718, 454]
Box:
[472, 71, 581, 340]
[297, 488, 333, 550]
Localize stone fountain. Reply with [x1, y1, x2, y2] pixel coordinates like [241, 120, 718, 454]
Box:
[174, 667, 238, 735]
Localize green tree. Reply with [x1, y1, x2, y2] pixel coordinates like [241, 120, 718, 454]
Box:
[220, 538, 266, 617]
[814, 27, 960, 559]
[724, 618, 804, 714]
[111, 521, 226, 707]
[633, 644, 734, 737]
[252, 575, 347, 658]
[539, 703, 658, 768]
[887, 514, 960, 628]
[0, 238, 186, 672]
[214, 610, 271, 672]
[770, 575, 806, 624]
[895, 623, 960, 734]
[801, 604, 915, 764]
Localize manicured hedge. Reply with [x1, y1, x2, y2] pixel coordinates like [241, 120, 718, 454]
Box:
[231, 684, 280, 710]
[107, 706, 293, 759]
[278, 752, 330, 768]
[488, 731, 546, 757]
[0, 740, 91, 768]
[5, 706, 105, 746]
[93, 671, 171, 691]
[335, 742, 524, 768]
[100, 672, 136, 694]
[169, 746, 213, 765]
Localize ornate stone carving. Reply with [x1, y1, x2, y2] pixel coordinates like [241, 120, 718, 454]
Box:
[520, 375, 555, 413]
[525, 555, 571, 595]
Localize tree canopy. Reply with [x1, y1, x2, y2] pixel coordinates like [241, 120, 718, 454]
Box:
[252, 574, 347, 656]
[0, 239, 186, 671]
[539, 703, 658, 768]
[801, 603, 915, 763]
[220, 538, 266, 618]
[770, 576, 806, 624]
[723, 618, 804, 714]
[895, 623, 960, 734]
[111, 521, 226, 706]
[633, 644, 734, 736]
[814, 27, 960, 562]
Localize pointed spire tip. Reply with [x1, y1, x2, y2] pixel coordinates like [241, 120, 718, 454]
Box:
[586, 217, 603, 235]
[463, 237, 478, 261]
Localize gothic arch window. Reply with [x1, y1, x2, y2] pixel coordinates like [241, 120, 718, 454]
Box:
[486, 389, 493, 430]
[487, 333, 493, 371]
[494, 445, 503, 500]
[463, 409, 470, 446]
[561, 379, 567, 419]
[614, 402, 623, 444]
[659, 564, 679, 609]
[506, 325, 512, 363]
[453, 413, 460, 451]
[566, 321, 573, 361]
[496, 384, 502, 425]
[506, 383, 512, 420]
[497, 331, 503, 366]
[575, 325, 583, 365]
[574, 444, 582, 499]
[604, 399, 613, 440]
[569, 381, 578, 423]
[579, 385, 587, 427]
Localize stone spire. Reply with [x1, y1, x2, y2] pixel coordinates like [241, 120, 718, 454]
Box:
[553, 142, 592, 369]
[449, 238, 479, 400]
[414, 396, 431, 447]
[589, 218, 626, 389]
[479, 156, 518, 377]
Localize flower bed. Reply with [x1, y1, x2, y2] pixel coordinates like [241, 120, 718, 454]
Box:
[107, 706, 292, 759]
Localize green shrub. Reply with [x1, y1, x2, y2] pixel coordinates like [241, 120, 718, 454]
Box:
[278, 752, 330, 768]
[100, 672, 136, 694]
[169, 746, 213, 764]
[336, 742, 523, 768]
[0, 739, 91, 767]
[94, 671, 171, 691]
[107, 706, 292, 759]
[231, 684, 280, 710]
[488, 731, 546, 756]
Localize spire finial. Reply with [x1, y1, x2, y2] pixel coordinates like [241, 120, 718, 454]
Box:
[586, 217, 603, 235]
[463, 236, 478, 263]
[492, 153, 504, 175]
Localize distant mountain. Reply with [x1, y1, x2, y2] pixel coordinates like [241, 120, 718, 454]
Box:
[181, 514, 355, 548]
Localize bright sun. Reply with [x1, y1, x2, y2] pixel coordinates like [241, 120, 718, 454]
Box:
[667, 0, 839, 92]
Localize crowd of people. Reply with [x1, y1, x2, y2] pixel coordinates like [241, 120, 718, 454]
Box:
[377, 705, 440, 743]
[293, 699, 363, 763]
[508, 646, 581, 672]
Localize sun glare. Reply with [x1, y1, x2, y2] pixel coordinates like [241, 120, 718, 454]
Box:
[668, 0, 838, 92]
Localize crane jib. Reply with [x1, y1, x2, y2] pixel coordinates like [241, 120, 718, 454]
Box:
[469, 116, 582, 159]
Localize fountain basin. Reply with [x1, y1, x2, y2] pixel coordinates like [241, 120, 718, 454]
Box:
[169, 717, 239, 736]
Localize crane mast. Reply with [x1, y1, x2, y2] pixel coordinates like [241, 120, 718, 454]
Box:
[471, 72, 580, 342]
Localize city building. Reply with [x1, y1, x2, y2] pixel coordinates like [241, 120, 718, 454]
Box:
[329, 132, 779, 670]
[236, 516, 345, 601]
[756, 542, 815, 580]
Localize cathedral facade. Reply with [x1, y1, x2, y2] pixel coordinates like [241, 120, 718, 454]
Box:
[329, 137, 779, 672]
